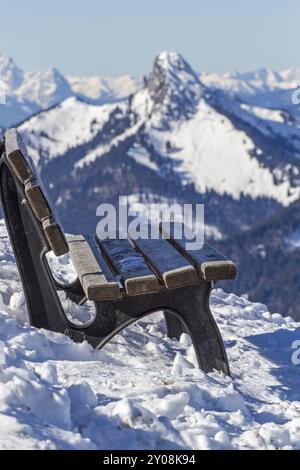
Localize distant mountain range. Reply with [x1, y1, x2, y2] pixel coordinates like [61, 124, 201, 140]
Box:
[1, 52, 300, 318]
[1, 53, 299, 127]
[0, 54, 140, 127]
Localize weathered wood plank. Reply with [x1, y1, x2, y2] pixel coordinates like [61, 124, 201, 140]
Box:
[5, 128, 35, 183]
[25, 180, 52, 220]
[68, 235, 121, 301]
[43, 216, 69, 257]
[199, 260, 237, 281]
[128, 226, 197, 289]
[160, 222, 237, 281]
[97, 236, 160, 296]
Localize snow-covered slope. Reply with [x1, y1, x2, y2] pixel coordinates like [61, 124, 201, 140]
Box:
[20, 97, 118, 164]
[0, 220, 299, 450]
[145, 99, 299, 205]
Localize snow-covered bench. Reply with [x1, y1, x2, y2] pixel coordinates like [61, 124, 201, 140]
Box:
[0, 128, 237, 375]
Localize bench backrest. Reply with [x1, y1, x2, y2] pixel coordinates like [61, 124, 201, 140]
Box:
[4, 128, 69, 257]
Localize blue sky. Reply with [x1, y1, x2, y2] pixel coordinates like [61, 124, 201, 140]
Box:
[0, 0, 298, 76]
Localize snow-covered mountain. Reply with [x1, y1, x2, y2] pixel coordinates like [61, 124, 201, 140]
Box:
[0, 220, 299, 450]
[16, 67, 73, 109]
[0, 55, 24, 89]
[201, 67, 289, 98]
[1, 51, 300, 128]
[201, 66, 300, 112]
[0, 56, 73, 127]
[20, 52, 300, 215]
[0, 54, 140, 127]
[67, 74, 140, 103]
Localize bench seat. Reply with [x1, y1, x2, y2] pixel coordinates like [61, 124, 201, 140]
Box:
[68, 228, 236, 301]
[98, 236, 160, 296]
[68, 235, 121, 301]
[161, 222, 237, 281]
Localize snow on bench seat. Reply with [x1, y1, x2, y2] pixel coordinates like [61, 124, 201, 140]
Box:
[97, 236, 160, 296]
[128, 226, 198, 289]
[161, 222, 237, 281]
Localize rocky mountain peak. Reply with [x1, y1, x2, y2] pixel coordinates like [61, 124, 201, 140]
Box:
[17, 66, 72, 109]
[0, 54, 24, 89]
[146, 51, 203, 127]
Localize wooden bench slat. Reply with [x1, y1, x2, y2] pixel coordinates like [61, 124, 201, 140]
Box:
[43, 216, 69, 257]
[25, 180, 52, 220]
[97, 236, 160, 296]
[5, 129, 35, 183]
[128, 226, 197, 289]
[160, 222, 237, 281]
[68, 235, 121, 301]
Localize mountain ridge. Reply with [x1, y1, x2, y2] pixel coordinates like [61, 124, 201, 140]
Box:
[1, 51, 300, 127]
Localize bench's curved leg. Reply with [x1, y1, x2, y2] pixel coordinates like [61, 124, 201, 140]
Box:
[164, 311, 187, 340]
[163, 286, 230, 375]
[168, 289, 230, 376]
[71, 283, 230, 376]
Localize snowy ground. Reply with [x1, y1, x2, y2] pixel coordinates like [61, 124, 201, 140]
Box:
[0, 220, 299, 450]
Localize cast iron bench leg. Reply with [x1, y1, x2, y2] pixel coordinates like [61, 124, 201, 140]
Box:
[73, 284, 230, 375]
[164, 311, 187, 340]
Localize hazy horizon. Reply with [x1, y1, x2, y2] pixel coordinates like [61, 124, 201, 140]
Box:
[1, 49, 300, 80]
[0, 0, 299, 77]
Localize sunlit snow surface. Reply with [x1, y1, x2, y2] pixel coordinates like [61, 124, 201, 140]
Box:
[0, 220, 299, 450]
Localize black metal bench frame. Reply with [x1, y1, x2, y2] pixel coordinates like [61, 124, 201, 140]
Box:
[0, 129, 237, 376]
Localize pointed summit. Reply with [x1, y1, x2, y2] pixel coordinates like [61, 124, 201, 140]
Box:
[17, 66, 72, 109]
[146, 52, 203, 128]
[0, 54, 24, 89]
